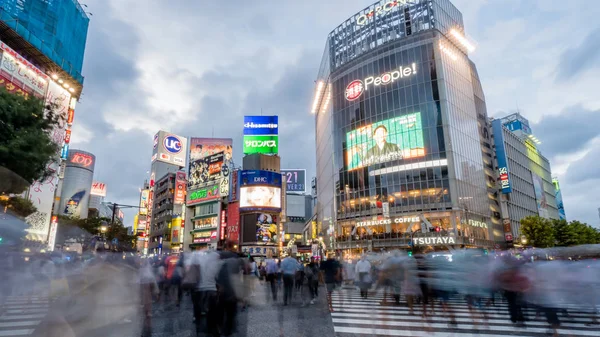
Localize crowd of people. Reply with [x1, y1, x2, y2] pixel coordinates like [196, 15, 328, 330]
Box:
[339, 247, 600, 336]
[2, 244, 599, 337]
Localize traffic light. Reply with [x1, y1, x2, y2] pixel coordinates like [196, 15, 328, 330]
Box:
[435, 226, 441, 232]
[408, 251, 412, 257]
[0, 237, 3, 243]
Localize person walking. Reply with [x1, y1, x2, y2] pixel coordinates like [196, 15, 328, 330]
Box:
[280, 254, 300, 306]
[193, 250, 222, 336]
[320, 253, 341, 312]
[305, 261, 319, 304]
[265, 253, 279, 302]
[355, 255, 372, 298]
[217, 242, 244, 336]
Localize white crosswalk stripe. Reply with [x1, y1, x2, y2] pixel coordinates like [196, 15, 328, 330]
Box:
[330, 290, 599, 336]
[0, 296, 50, 336]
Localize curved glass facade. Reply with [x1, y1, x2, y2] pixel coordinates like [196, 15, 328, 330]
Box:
[314, 0, 499, 252]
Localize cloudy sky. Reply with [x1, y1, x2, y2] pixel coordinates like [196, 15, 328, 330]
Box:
[72, 0, 600, 227]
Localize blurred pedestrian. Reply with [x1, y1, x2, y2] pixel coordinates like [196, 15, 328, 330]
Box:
[320, 253, 341, 312]
[265, 252, 279, 302]
[280, 254, 299, 306]
[217, 241, 244, 336]
[305, 261, 319, 304]
[355, 255, 372, 298]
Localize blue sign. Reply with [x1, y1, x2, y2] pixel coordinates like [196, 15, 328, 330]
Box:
[163, 135, 183, 154]
[240, 170, 282, 187]
[243, 116, 279, 135]
[492, 120, 512, 194]
[60, 143, 69, 160]
[504, 120, 531, 135]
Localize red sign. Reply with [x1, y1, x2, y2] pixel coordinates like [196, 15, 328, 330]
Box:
[174, 181, 186, 204]
[159, 153, 170, 161]
[345, 80, 364, 101]
[0, 42, 48, 80]
[67, 108, 75, 124]
[69, 152, 94, 168]
[226, 202, 240, 243]
[220, 209, 227, 240]
[231, 170, 239, 202]
[505, 233, 513, 242]
[64, 129, 72, 144]
[210, 231, 218, 239]
[0, 76, 30, 98]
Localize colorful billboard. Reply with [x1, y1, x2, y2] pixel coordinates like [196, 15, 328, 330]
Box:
[532, 172, 549, 219]
[553, 178, 566, 221]
[281, 169, 307, 193]
[492, 119, 512, 194]
[240, 170, 282, 187]
[243, 135, 278, 155]
[240, 186, 282, 211]
[243, 116, 279, 135]
[0, 40, 49, 97]
[174, 172, 187, 205]
[91, 181, 107, 197]
[189, 138, 233, 162]
[26, 81, 73, 241]
[346, 112, 425, 170]
[189, 152, 225, 190]
[227, 202, 240, 243]
[139, 189, 149, 215]
[256, 213, 278, 243]
[153, 131, 187, 167]
[187, 184, 220, 206]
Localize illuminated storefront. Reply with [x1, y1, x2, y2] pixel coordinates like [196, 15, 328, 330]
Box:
[313, 0, 501, 253]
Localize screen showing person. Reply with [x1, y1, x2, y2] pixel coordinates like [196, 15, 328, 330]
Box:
[240, 186, 281, 209]
[346, 112, 425, 170]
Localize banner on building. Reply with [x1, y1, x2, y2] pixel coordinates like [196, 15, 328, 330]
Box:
[91, 181, 107, 197]
[174, 172, 187, 205]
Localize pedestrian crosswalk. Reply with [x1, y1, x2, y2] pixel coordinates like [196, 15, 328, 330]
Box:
[0, 296, 49, 336]
[330, 290, 599, 336]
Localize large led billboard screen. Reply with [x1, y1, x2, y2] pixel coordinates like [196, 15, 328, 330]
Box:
[189, 138, 233, 162]
[346, 112, 425, 170]
[189, 152, 225, 190]
[240, 186, 282, 211]
[281, 169, 307, 193]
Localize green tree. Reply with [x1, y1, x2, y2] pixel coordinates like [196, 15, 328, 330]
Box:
[520, 215, 555, 248]
[552, 219, 578, 247]
[0, 196, 37, 218]
[56, 215, 135, 251]
[569, 220, 600, 245]
[0, 88, 63, 194]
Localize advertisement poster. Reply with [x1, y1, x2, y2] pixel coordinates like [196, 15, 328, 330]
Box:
[187, 184, 220, 206]
[227, 202, 240, 243]
[64, 190, 86, 216]
[256, 213, 278, 243]
[346, 112, 425, 169]
[174, 172, 187, 205]
[171, 217, 182, 244]
[188, 152, 225, 189]
[532, 172, 549, 219]
[281, 169, 306, 193]
[139, 189, 149, 215]
[0, 40, 49, 97]
[243, 135, 278, 155]
[189, 138, 233, 162]
[26, 81, 72, 241]
[240, 186, 282, 211]
[91, 181, 107, 197]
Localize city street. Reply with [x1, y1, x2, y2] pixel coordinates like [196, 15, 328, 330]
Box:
[3, 284, 599, 337]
